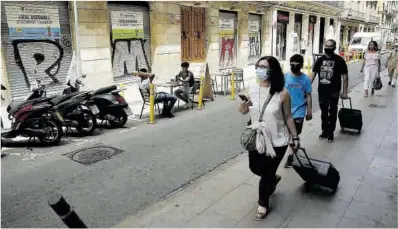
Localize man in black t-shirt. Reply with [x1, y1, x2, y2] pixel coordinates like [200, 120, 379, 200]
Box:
[310, 39, 349, 142]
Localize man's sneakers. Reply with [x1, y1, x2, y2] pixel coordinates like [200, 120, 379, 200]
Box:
[319, 132, 328, 140]
[319, 132, 334, 142]
[284, 155, 294, 168]
[328, 134, 334, 142]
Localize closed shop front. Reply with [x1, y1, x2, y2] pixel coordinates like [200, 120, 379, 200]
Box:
[248, 13, 261, 65]
[219, 10, 237, 69]
[276, 10, 289, 61]
[308, 15, 317, 55]
[1, 1, 73, 100]
[108, 2, 151, 83]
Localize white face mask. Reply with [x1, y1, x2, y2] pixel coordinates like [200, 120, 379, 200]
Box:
[256, 68, 269, 81]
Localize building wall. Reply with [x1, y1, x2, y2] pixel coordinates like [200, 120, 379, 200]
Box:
[1, 49, 11, 104]
[75, 1, 113, 90]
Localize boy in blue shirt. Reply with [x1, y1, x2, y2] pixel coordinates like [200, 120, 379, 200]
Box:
[284, 54, 313, 168]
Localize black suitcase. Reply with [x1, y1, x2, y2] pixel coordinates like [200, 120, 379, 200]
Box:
[292, 148, 340, 193]
[338, 97, 363, 134]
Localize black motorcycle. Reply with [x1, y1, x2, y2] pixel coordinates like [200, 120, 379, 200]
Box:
[2, 91, 64, 145]
[65, 79, 132, 128]
[10, 79, 97, 136]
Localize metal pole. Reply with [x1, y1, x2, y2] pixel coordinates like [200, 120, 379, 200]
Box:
[73, 0, 82, 77]
[48, 193, 87, 228]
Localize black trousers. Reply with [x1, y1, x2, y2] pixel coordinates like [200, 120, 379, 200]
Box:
[318, 92, 339, 135]
[248, 145, 288, 208]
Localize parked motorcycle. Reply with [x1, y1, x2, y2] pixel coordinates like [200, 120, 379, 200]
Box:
[2, 86, 64, 145]
[7, 79, 98, 136]
[64, 79, 132, 128]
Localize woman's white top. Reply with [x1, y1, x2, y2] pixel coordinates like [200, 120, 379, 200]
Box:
[248, 84, 290, 147]
[364, 52, 380, 67]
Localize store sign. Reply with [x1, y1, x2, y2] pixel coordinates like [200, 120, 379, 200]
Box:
[248, 21, 260, 33]
[5, 6, 61, 40]
[277, 11, 289, 23]
[219, 18, 234, 36]
[111, 11, 144, 39]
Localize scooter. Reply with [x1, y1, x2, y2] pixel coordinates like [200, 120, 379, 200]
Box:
[64, 79, 132, 128]
[7, 79, 97, 136]
[1, 85, 64, 145]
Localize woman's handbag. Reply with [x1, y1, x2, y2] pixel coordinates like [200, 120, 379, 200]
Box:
[240, 93, 273, 152]
[373, 76, 383, 90]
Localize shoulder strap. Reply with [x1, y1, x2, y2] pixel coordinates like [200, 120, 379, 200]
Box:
[258, 93, 273, 122]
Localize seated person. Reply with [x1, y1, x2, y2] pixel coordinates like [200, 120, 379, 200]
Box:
[174, 62, 195, 108]
[137, 68, 177, 118]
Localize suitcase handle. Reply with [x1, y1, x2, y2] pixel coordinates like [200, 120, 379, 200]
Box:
[341, 97, 352, 109]
[293, 147, 317, 171]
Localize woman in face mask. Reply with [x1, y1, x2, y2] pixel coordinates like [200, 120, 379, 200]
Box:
[238, 56, 299, 220]
[360, 41, 381, 97]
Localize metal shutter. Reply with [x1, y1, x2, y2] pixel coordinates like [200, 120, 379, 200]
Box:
[219, 11, 237, 70]
[108, 3, 151, 84]
[1, 1, 73, 100]
[248, 13, 261, 65]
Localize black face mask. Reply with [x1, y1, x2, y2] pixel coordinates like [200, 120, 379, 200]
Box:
[290, 64, 302, 74]
[324, 48, 335, 54]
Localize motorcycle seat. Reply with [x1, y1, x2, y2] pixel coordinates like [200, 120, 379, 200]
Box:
[50, 92, 79, 105]
[92, 85, 117, 96]
[7, 97, 50, 114]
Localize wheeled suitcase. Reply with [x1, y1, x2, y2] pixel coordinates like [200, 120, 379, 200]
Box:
[292, 148, 340, 193]
[338, 97, 363, 134]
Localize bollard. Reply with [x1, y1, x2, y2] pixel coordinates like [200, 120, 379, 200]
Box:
[148, 83, 155, 124]
[198, 75, 205, 109]
[230, 71, 236, 100]
[48, 193, 87, 228]
[119, 83, 125, 97]
[306, 57, 311, 76]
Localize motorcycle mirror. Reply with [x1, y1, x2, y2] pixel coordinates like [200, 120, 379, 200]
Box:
[81, 74, 87, 79]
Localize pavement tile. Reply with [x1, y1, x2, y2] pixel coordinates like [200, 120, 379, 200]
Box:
[205, 183, 258, 222]
[362, 173, 397, 195]
[344, 199, 383, 222]
[144, 190, 216, 227]
[284, 211, 342, 228]
[353, 184, 397, 211]
[367, 162, 397, 180]
[185, 209, 238, 228]
[378, 208, 398, 228]
[337, 216, 377, 228]
[297, 196, 351, 218]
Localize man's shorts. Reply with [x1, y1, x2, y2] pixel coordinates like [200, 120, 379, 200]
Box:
[294, 117, 304, 135]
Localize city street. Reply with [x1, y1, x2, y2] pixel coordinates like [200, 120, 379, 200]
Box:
[0, 57, 393, 228]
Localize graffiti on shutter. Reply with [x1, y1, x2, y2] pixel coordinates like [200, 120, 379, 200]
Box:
[1, 2, 73, 99]
[109, 5, 151, 78]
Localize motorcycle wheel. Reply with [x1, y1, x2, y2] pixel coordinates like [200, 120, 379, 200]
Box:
[39, 119, 63, 145]
[76, 110, 96, 135]
[109, 112, 128, 128]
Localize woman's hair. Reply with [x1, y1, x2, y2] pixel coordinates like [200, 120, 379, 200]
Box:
[256, 56, 285, 94]
[368, 41, 379, 51]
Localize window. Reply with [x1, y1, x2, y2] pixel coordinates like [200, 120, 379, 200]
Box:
[181, 6, 206, 62]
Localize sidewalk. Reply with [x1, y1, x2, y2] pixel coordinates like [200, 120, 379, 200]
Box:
[115, 76, 397, 228]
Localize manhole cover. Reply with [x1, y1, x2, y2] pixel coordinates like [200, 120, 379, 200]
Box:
[63, 144, 123, 165]
[369, 104, 386, 108]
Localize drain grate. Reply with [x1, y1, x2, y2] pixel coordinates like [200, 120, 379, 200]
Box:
[369, 104, 387, 108]
[63, 144, 123, 165]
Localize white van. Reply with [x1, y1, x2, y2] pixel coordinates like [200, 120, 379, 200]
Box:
[348, 32, 382, 52]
